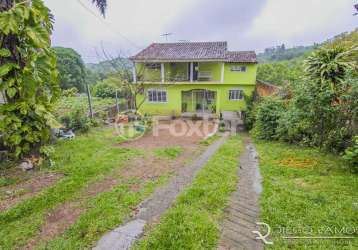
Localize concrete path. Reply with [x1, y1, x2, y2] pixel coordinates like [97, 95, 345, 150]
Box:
[218, 137, 264, 250]
[94, 133, 229, 250]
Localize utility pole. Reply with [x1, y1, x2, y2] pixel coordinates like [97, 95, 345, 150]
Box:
[86, 83, 93, 118]
[115, 89, 119, 114]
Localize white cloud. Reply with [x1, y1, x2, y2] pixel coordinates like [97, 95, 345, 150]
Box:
[246, 0, 357, 48]
[44, 0, 357, 62]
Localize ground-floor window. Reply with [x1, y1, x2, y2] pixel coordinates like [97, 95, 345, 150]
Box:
[228, 89, 243, 100]
[148, 89, 167, 102]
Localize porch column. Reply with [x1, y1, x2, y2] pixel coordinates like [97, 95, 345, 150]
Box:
[161, 63, 165, 83]
[190, 62, 194, 82]
[220, 62, 225, 83]
[132, 62, 137, 83]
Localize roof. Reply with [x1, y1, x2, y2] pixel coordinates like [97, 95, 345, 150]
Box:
[130, 41, 257, 63]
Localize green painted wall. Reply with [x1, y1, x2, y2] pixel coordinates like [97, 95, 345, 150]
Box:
[137, 84, 255, 116]
[224, 63, 257, 85]
[135, 61, 257, 115]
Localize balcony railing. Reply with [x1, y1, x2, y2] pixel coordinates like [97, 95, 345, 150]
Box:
[133, 62, 224, 83]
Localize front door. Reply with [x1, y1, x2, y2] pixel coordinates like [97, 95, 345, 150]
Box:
[194, 90, 215, 113]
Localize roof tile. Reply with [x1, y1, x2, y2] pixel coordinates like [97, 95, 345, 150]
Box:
[130, 41, 257, 63]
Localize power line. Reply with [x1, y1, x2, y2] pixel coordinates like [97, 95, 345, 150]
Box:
[76, 0, 142, 50]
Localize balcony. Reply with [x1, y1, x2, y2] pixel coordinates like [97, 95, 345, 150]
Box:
[133, 62, 224, 84]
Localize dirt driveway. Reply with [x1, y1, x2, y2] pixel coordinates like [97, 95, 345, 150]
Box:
[118, 119, 218, 182]
[120, 119, 217, 149]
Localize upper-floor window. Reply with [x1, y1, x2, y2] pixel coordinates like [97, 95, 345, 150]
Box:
[229, 89, 243, 100]
[145, 63, 161, 70]
[231, 66, 246, 72]
[148, 89, 167, 102]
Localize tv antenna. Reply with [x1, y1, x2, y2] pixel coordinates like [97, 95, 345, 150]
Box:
[161, 33, 172, 41]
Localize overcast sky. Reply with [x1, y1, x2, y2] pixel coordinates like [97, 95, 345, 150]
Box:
[44, 0, 357, 63]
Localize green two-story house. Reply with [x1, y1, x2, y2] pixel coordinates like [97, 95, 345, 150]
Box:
[130, 41, 257, 117]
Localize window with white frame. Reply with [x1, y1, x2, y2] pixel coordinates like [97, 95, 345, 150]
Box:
[231, 66, 246, 72]
[148, 89, 167, 102]
[229, 89, 243, 100]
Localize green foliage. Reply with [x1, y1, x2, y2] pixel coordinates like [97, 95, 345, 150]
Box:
[62, 87, 78, 97]
[60, 106, 92, 132]
[256, 140, 358, 248]
[135, 136, 242, 250]
[93, 80, 118, 98]
[243, 93, 258, 130]
[257, 43, 315, 63]
[0, 127, 141, 249]
[154, 146, 182, 159]
[54, 96, 115, 131]
[252, 97, 286, 140]
[86, 57, 132, 81]
[53, 47, 86, 92]
[257, 59, 303, 85]
[253, 44, 358, 155]
[343, 136, 358, 172]
[0, 0, 60, 158]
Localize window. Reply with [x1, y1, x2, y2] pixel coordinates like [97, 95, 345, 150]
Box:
[145, 63, 161, 70]
[231, 66, 246, 72]
[148, 89, 167, 102]
[229, 89, 243, 100]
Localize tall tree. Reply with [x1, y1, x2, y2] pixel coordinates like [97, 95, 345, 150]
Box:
[53, 47, 86, 92]
[0, 0, 59, 158]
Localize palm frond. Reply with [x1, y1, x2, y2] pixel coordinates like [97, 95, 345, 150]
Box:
[91, 0, 107, 16]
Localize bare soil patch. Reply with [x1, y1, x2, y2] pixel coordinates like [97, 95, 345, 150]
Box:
[0, 172, 63, 212]
[24, 120, 216, 249]
[119, 119, 216, 149]
[278, 157, 319, 169]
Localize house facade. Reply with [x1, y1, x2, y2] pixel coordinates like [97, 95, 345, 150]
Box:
[130, 41, 257, 117]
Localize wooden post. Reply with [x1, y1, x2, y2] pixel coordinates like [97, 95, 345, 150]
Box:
[115, 90, 119, 114]
[161, 63, 165, 83]
[86, 83, 93, 118]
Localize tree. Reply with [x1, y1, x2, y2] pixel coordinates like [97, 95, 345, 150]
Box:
[0, 0, 60, 158]
[53, 47, 86, 92]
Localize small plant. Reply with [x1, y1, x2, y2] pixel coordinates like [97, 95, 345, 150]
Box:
[60, 106, 92, 132]
[40, 145, 56, 167]
[343, 136, 358, 173]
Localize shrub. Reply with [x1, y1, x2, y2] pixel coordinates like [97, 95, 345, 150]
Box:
[62, 87, 78, 97]
[252, 97, 286, 140]
[343, 136, 358, 173]
[93, 81, 117, 98]
[60, 106, 92, 132]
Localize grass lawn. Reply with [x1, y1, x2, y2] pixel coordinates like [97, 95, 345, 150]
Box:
[256, 140, 358, 249]
[0, 127, 142, 249]
[134, 135, 243, 250]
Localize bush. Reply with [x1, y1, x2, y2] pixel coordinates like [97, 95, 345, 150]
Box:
[343, 136, 358, 173]
[60, 106, 92, 132]
[62, 87, 78, 97]
[252, 97, 286, 140]
[93, 81, 117, 98]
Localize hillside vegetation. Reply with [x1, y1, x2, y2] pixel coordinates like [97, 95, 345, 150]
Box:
[257, 29, 358, 85]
